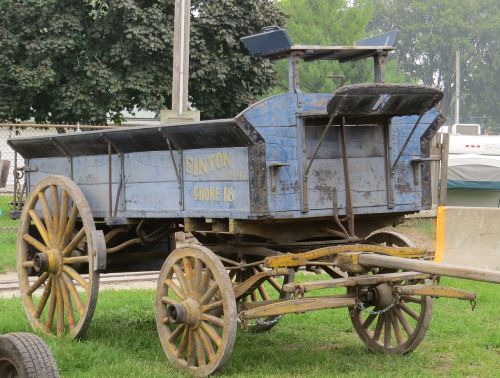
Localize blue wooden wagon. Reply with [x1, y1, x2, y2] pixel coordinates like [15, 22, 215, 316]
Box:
[8, 28, 500, 376]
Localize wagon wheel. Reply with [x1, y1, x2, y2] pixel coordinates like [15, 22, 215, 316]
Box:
[156, 245, 237, 377]
[349, 280, 432, 354]
[230, 261, 291, 333]
[17, 175, 99, 339]
[350, 230, 432, 353]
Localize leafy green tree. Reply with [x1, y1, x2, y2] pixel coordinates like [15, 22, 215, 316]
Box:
[371, 0, 500, 130]
[0, 0, 285, 124]
[273, 0, 407, 94]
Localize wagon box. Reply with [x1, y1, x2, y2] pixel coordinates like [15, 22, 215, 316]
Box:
[6, 27, 500, 377]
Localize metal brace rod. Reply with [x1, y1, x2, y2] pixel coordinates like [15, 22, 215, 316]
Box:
[164, 136, 184, 209]
[304, 112, 337, 178]
[339, 116, 355, 236]
[391, 112, 425, 171]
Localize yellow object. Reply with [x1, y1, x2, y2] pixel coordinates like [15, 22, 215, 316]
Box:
[434, 206, 446, 262]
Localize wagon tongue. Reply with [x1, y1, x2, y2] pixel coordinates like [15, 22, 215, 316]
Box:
[326, 84, 443, 118]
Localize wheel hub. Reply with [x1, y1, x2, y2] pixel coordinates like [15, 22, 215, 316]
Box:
[166, 298, 201, 329]
[373, 283, 395, 308]
[33, 249, 62, 274]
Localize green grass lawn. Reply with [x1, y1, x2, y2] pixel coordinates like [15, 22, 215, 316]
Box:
[1, 277, 498, 377]
[0, 195, 18, 273]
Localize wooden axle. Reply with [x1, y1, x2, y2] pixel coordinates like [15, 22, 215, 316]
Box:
[239, 296, 356, 321]
[358, 253, 500, 284]
[394, 284, 476, 301]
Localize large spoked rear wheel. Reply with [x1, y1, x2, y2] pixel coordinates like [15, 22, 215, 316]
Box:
[156, 245, 237, 377]
[351, 230, 432, 353]
[17, 175, 99, 338]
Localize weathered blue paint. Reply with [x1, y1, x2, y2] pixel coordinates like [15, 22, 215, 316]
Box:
[12, 89, 440, 222]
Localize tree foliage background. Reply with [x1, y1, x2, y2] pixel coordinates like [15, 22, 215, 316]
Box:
[0, 0, 285, 124]
[371, 0, 499, 131]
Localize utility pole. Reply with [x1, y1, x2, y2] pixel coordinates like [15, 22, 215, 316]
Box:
[454, 50, 460, 124]
[161, 0, 200, 124]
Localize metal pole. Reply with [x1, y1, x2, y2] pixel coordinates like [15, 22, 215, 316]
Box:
[455, 51, 460, 124]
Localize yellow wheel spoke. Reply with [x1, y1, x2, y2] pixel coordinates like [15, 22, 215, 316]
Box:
[177, 327, 189, 358]
[168, 325, 185, 343]
[63, 255, 89, 265]
[55, 279, 65, 336]
[38, 191, 54, 237]
[399, 302, 419, 321]
[183, 257, 194, 294]
[194, 330, 206, 367]
[198, 327, 216, 362]
[199, 269, 211, 294]
[57, 190, 69, 246]
[45, 279, 57, 332]
[384, 313, 392, 348]
[62, 228, 85, 258]
[391, 311, 405, 346]
[201, 300, 223, 313]
[50, 185, 59, 237]
[193, 258, 203, 294]
[201, 314, 224, 330]
[172, 264, 188, 297]
[164, 278, 185, 300]
[62, 272, 85, 316]
[26, 272, 49, 296]
[395, 307, 413, 336]
[200, 282, 219, 305]
[35, 277, 52, 319]
[63, 265, 89, 292]
[22, 234, 49, 254]
[161, 296, 178, 306]
[373, 314, 384, 342]
[200, 321, 221, 347]
[187, 330, 195, 367]
[60, 277, 75, 330]
[63, 205, 78, 246]
[28, 210, 51, 247]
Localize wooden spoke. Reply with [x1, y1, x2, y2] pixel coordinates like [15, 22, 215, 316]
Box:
[63, 256, 89, 265]
[257, 284, 270, 301]
[200, 282, 219, 305]
[172, 264, 188, 296]
[38, 191, 54, 236]
[362, 313, 377, 329]
[45, 280, 57, 332]
[55, 279, 64, 336]
[26, 272, 49, 296]
[250, 290, 258, 302]
[57, 190, 69, 245]
[35, 277, 53, 319]
[391, 311, 405, 346]
[265, 276, 283, 293]
[200, 321, 222, 347]
[187, 330, 195, 367]
[164, 278, 185, 300]
[201, 300, 223, 313]
[62, 272, 85, 316]
[183, 257, 194, 294]
[62, 205, 79, 246]
[399, 301, 420, 321]
[161, 296, 178, 306]
[18, 176, 99, 339]
[373, 314, 384, 342]
[395, 307, 413, 336]
[50, 185, 59, 237]
[384, 313, 392, 348]
[63, 265, 89, 292]
[61, 228, 85, 258]
[156, 246, 237, 375]
[194, 330, 206, 367]
[201, 313, 224, 329]
[199, 268, 212, 294]
[22, 234, 49, 254]
[401, 295, 422, 304]
[60, 277, 75, 330]
[177, 327, 189, 358]
[168, 325, 185, 343]
[197, 327, 216, 362]
[28, 210, 51, 247]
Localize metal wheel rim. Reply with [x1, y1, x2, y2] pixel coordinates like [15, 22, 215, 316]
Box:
[156, 245, 237, 377]
[17, 175, 99, 338]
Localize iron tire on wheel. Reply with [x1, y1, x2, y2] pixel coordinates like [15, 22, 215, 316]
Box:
[156, 245, 237, 377]
[0, 332, 59, 378]
[17, 175, 100, 338]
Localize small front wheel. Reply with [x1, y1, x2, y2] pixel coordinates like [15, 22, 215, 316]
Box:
[156, 245, 237, 377]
